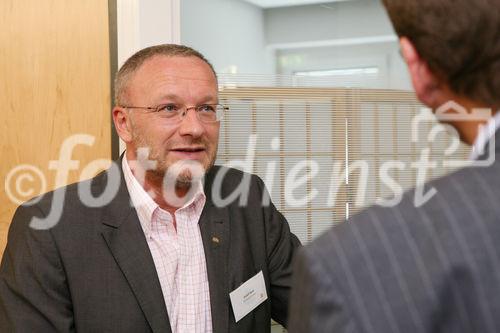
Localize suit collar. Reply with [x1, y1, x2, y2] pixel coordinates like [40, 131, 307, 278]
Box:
[470, 112, 500, 160]
[475, 127, 500, 162]
[120, 156, 206, 238]
[99, 157, 172, 333]
[98, 157, 133, 229]
[200, 166, 231, 332]
[99, 162, 232, 333]
[495, 127, 500, 153]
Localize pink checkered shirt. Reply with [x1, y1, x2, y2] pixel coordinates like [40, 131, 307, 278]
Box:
[122, 157, 213, 333]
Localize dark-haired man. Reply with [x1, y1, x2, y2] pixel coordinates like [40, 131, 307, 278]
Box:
[289, 1, 500, 332]
[0, 44, 300, 333]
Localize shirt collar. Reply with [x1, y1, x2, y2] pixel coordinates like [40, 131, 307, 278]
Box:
[122, 156, 206, 236]
[470, 111, 500, 160]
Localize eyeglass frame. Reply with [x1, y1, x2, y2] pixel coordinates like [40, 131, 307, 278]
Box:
[120, 103, 228, 123]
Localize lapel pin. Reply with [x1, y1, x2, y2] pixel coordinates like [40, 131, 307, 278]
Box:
[212, 236, 220, 244]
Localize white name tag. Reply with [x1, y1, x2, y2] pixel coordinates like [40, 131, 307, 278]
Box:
[229, 271, 268, 322]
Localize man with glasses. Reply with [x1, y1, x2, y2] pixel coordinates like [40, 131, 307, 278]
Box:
[0, 44, 300, 333]
[289, 0, 500, 332]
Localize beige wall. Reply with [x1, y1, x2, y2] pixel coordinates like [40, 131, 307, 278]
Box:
[0, 0, 112, 258]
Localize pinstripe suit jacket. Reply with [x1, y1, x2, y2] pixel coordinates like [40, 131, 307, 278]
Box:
[289, 132, 500, 333]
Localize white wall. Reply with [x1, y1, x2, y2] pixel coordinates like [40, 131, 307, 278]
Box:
[179, 0, 411, 90]
[265, 0, 394, 45]
[139, 0, 180, 48]
[277, 42, 411, 90]
[181, 0, 275, 74]
[266, 0, 411, 90]
[117, 0, 180, 68]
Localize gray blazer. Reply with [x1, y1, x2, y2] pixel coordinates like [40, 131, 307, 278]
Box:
[0, 164, 300, 332]
[289, 132, 500, 333]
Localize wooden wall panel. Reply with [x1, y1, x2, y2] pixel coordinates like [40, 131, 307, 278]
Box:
[0, 0, 112, 258]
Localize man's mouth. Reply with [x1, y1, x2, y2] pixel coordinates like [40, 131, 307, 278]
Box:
[169, 147, 207, 160]
[171, 146, 206, 153]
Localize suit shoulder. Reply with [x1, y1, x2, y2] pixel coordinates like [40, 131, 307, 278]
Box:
[208, 165, 263, 187]
[21, 170, 109, 213]
[210, 165, 259, 178]
[346, 162, 489, 225]
[311, 162, 500, 266]
[10, 170, 110, 233]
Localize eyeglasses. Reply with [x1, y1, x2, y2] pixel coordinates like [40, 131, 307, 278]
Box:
[122, 103, 228, 123]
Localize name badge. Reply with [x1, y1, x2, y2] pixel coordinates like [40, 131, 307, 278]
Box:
[229, 271, 268, 322]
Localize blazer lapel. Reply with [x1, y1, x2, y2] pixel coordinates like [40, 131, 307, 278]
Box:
[477, 126, 500, 162]
[100, 160, 171, 333]
[200, 169, 231, 332]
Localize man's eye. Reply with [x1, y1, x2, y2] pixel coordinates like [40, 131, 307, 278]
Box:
[198, 105, 216, 112]
[158, 104, 178, 113]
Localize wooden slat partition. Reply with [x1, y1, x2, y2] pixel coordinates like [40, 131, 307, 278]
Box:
[219, 87, 469, 243]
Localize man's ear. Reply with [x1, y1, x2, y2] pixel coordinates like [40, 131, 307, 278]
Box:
[112, 106, 133, 143]
[400, 37, 444, 107]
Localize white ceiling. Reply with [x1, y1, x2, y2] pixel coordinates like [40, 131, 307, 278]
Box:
[241, 0, 353, 9]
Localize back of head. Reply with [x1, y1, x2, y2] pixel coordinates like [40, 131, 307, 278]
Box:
[382, 0, 500, 107]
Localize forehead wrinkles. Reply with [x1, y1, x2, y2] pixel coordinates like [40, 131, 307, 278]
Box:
[141, 75, 218, 102]
[146, 74, 217, 87]
[137, 57, 216, 85]
[127, 57, 218, 103]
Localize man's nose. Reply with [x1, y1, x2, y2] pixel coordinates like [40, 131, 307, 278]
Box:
[178, 107, 204, 137]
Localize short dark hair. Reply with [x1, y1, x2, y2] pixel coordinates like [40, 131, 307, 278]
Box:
[382, 0, 500, 106]
[114, 44, 217, 105]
